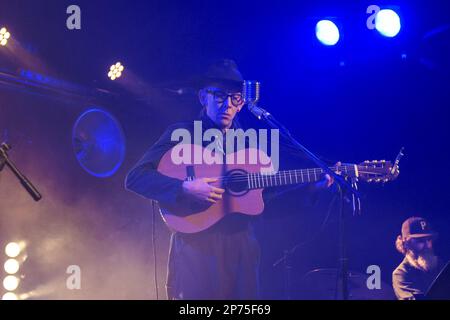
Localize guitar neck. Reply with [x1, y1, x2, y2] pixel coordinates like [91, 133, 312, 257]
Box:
[247, 165, 356, 190]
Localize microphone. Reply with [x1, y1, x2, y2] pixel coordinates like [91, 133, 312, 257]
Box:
[0, 143, 42, 201]
[242, 80, 268, 119]
[242, 80, 260, 106]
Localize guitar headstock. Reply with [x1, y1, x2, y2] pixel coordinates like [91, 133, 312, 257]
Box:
[356, 160, 400, 183]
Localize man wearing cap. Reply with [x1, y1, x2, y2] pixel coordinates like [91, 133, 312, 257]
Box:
[125, 59, 332, 299]
[393, 217, 444, 300]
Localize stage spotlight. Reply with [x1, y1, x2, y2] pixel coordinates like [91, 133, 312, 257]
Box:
[375, 9, 401, 37]
[2, 292, 18, 300]
[0, 27, 11, 46]
[316, 20, 340, 46]
[4, 259, 20, 274]
[108, 62, 125, 80]
[3, 275, 20, 291]
[5, 242, 21, 258]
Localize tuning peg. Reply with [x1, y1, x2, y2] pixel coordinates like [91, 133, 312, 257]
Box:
[364, 160, 369, 163]
[375, 179, 381, 182]
[384, 179, 389, 182]
[367, 179, 373, 183]
[381, 160, 386, 163]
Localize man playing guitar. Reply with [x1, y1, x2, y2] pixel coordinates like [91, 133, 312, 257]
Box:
[125, 59, 396, 300]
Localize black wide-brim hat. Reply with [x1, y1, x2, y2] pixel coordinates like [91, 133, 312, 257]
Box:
[188, 59, 244, 91]
[159, 59, 244, 94]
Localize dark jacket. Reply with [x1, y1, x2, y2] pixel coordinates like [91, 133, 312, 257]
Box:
[125, 113, 325, 232]
[392, 257, 443, 300]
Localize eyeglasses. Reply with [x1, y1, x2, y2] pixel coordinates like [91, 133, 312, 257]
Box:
[205, 90, 244, 107]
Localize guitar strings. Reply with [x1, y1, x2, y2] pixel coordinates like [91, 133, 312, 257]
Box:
[211, 166, 343, 182]
[201, 166, 387, 184]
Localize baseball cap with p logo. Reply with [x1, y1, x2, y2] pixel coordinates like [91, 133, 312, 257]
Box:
[401, 217, 438, 239]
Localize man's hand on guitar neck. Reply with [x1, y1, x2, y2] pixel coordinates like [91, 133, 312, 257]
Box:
[182, 178, 226, 204]
[312, 162, 341, 191]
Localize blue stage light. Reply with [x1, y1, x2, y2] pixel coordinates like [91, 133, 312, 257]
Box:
[315, 20, 340, 46]
[375, 9, 401, 37]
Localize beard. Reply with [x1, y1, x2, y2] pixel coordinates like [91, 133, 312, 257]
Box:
[406, 250, 438, 272]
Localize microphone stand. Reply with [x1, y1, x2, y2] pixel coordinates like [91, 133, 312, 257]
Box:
[249, 103, 360, 300]
[0, 142, 42, 202]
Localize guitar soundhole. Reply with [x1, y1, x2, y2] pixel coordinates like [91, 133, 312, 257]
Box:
[223, 169, 249, 197]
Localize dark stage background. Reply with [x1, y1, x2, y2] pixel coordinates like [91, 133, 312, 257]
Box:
[0, 0, 449, 299]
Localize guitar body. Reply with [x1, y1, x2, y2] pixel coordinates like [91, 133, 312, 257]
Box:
[157, 144, 271, 233]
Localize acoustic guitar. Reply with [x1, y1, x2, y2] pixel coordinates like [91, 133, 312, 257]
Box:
[157, 144, 399, 233]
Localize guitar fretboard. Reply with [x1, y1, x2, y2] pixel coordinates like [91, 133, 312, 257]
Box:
[246, 165, 356, 189]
